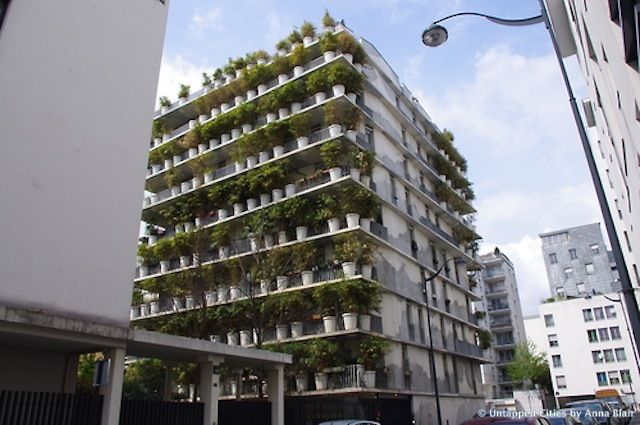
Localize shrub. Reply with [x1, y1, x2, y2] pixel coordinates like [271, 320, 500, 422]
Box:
[275, 38, 291, 52]
[322, 10, 337, 28]
[158, 96, 171, 108]
[313, 284, 340, 316]
[178, 84, 190, 99]
[336, 32, 358, 54]
[351, 149, 374, 175]
[306, 68, 329, 94]
[358, 337, 389, 370]
[257, 93, 279, 115]
[289, 112, 311, 138]
[153, 238, 175, 261]
[319, 32, 338, 53]
[243, 64, 274, 88]
[210, 222, 233, 247]
[288, 29, 303, 44]
[338, 279, 380, 314]
[323, 102, 342, 126]
[254, 50, 270, 62]
[271, 55, 291, 76]
[233, 102, 257, 127]
[319, 140, 345, 168]
[276, 80, 306, 106]
[292, 241, 317, 272]
[300, 21, 316, 38]
[137, 244, 158, 265]
[231, 56, 247, 70]
[290, 44, 308, 67]
[201, 72, 212, 87]
[306, 339, 338, 372]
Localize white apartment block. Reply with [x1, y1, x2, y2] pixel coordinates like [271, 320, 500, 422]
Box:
[548, 0, 640, 295]
[524, 295, 640, 407]
[477, 249, 527, 400]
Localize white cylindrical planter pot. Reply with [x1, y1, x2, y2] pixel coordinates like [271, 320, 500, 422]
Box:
[257, 84, 267, 95]
[217, 208, 228, 220]
[293, 66, 304, 77]
[291, 322, 304, 338]
[231, 128, 242, 139]
[342, 262, 357, 277]
[278, 108, 289, 119]
[342, 312, 358, 330]
[175, 223, 184, 234]
[179, 97, 188, 105]
[188, 120, 196, 130]
[344, 53, 354, 63]
[250, 237, 260, 252]
[315, 373, 328, 391]
[360, 314, 372, 331]
[276, 275, 288, 290]
[240, 330, 252, 346]
[247, 156, 257, 168]
[364, 371, 376, 388]
[347, 93, 357, 103]
[206, 292, 217, 306]
[260, 279, 270, 294]
[297, 137, 309, 148]
[362, 264, 373, 279]
[260, 193, 271, 206]
[209, 140, 220, 150]
[153, 137, 162, 147]
[323, 51, 336, 62]
[247, 198, 258, 210]
[266, 113, 277, 123]
[278, 74, 288, 85]
[130, 306, 139, 319]
[198, 143, 208, 154]
[211, 107, 221, 117]
[346, 213, 360, 228]
[246, 89, 257, 100]
[314, 92, 326, 104]
[302, 270, 314, 285]
[148, 235, 157, 245]
[162, 134, 170, 143]
[277, 230, 288, 244]
[329, 167, 342, 181]
[264, 234, 274, 248]
[323, 316, 337, 333]
[285, 183, 296, 197]
[151, 164, 162, 174]
[198, 114, 208, 124]
[295, 226, 308, 241]
[194, 217, 202, 228]
[140, 304, 149, 317]
[276, 324, 289, 340]
[355, 63, 363, 73]
[217, 286, 229, 302]
[221, 133, 231, 144]
[172, 297, 185, 311]
[233, 203, 244, 215]
[180, 256, 191, 268]
[160, 260, 170, 273]
[234, 161, 245, 173]
[303, 36, 313, 46]
[173, 155, 182, 164]
[273, 145, 284, 157]
[192, 176, 202, 189]
[180, 181, 191, 193]
[291, 102, 302, 113]
[234, 96, 244, 105]
[164, 159, 173, 169]
[272, 189, 284, 202]
[346, 129, 357, 141]
[230, 286, 241, 300]
[185, 296, 195, 309]
[295, 375, 308, 392]
[150, 301, 160, 315]
[360, 217, 372, 231]
[218, 246, 230, 259]
[227, 332, 239, 346]
[138, 265, 149, 277]
[259, 151, 270, 163]
[241, 123, 253, 134]
[332, 84, 345, 97]
[350, 168, 361, 181]
[328, 124, 342, 137]
[328, 218, 341, 233]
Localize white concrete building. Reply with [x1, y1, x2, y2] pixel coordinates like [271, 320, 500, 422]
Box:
[548, 0, 640, 294]
[0, 2, 290, 425]
[477, 248, 527, 400]
[132, 16, 487, 425]
[524, 295, 639, 407]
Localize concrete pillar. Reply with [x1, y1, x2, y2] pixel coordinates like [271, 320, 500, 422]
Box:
[62, 353, 79, 393]
[99, 347, 126, 425]
[163, 366, 173, 401]
[200, 357, 222, 425]
[267, 365, 285, 425]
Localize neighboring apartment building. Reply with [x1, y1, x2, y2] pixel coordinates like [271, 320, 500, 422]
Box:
[131, 16, 486, 424]
[548, 0, 640, 295]
[524, 295, 639, 407]
[477, 248, 527, 399]
[540, 223, 621, 297]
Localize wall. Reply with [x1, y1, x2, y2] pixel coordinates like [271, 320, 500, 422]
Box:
[0, 345, 70, 392]
[0, 0, 169, 326]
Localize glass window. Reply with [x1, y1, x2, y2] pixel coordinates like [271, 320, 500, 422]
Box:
[583, 309, 594, 321]
[544, 314, 555, 327]
[592, 350, 603, 363]
[556, 375, 567, 389]
[597, 372, 609, 386]
[609, 371, 620, 385]
[615, 348, 627, 361]
[548, 334, 559, 347]
[586, 263, 595, 274]
[605, 306, 617, 318]
[587, 329, 599, 343]
[569, 248, 578, 259]
[564, 268, 573, 279]
[621, 370, 632, 383]
[549, 253, 558, 264]
[556, 286, 565, 296]
[552, 355, 563, 367]
[591, 244, 600, 255]
[603, 349, 615, 362]
[577, 282, 586, 294]
[594, 307, 605, 320]
[610, 326, 622, 340]
[599, 328, 610, 341]
[365, 126, 375, 147]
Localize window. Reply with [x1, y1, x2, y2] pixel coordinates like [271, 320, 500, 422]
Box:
[615, 348, 627, 361]
[564, 267, 573, 279]
[621, 370, 632, 383]
[591, 244, 600, 255]
[603, 349, 615, 362]
[594, 307, 605, 320]
[548, 334, 559, 347]
[577, 283, 586, 294]
[401, 128, 407, 146]
[597, 372, 609, 386]
[556, 375, 567, 389]
[552, 355, 563, 367]
[569, 248, 578, 259]
[556, 286, 565, 296]
[583, 309, 594, 321]
[544, 314, 555, 327]
[592, 350, 604, 363]
[605, 306, 617, 318]
[599, 328, 610, 341]
[588, 329, 599, 343]
[610, 326, 622, 340]
[405, 189, 412, 216]
[549, 253, 558, 264]
[365, 126, 375, 147]
[609, 371, 621, 385]
[586, 263, 595, 274]
[390, 176, 397, 204]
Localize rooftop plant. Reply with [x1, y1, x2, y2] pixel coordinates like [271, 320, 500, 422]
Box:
[271, 54, 291, 76]
[288, 29, 303, 45]
[290, 44, 308, 67]
[178, 84, 190, 99]
[275, 38, 291, 52]
[201, 72, 212, 87]
[158, 96, 172, 108]
[319, 32, 338, 53]
[313, 283, 340, 316]
[300, 21, 316, 39]
[322, 10, 337, 28]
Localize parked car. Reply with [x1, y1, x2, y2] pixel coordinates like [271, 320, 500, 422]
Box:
[555, 410, 599, 425]
[460, 416, 552, 425]
[319, 421, 381, 425]
[545, 414, 583, 425]
[565, 400, 621, 425]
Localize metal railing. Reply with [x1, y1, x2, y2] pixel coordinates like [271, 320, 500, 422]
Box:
[454, 339, 484, 358]
[418, 216, 459, 246]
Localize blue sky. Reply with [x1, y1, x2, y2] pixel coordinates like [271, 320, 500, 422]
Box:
[156, 0, 603, 314]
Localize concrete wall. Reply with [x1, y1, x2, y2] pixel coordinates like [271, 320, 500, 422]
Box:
[0, 0, 169, 326]
[0, 345, 70, 392]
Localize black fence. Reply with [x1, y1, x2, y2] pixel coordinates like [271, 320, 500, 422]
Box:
[119, 399, 203, 425]
[0, 390, 103, 425]
[219, 400, 271, 425]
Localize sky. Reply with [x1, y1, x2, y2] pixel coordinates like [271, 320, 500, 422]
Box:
[155, 0, 603, 315]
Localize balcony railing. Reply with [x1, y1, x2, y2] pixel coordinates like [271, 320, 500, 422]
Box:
[454, 339, 484, 358]
[369, 221, 389, 242]
[491, 319, 513, 328]
[488, 303, 510, 312]
[419, 216, 459, 246]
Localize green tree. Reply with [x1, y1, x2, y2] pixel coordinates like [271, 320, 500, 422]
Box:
[507, 340, 552, 390]
[122, 359, 166, 401]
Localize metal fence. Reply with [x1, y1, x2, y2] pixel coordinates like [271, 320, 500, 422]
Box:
[0, 390, 103, 425]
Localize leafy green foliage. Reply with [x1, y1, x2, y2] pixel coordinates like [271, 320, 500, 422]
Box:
[300, 21, 316, 38]
[178, 84, 190, 99]
[338, 279, 380, 314]
[319, 32, 338, 53]
[507, 341, 551, 390]
[123, 359, 166, 401]
[358, 336, 389, 369]
[322, 10, 337, 28]
[306, 68, 329, 94]
[319, 140, 345, 168]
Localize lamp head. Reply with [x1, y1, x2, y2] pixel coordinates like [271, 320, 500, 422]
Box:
[422, 24, 448, 47]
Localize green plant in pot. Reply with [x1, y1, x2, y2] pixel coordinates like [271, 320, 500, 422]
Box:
[313, 283, 340, 334]
[137, 243, 159, 266]
[177, 84, 190, 100]
[322, 10, 337, 30]
[153, 237, 175, 264]
[292, 242, 317, 285]
[300, 21, 316, 40]
[271, 54, 291, 77]
[201, 72, 212, 87]
[158, 96, 171, 108]
[306, 68, 329, 97]
[288, 29, 303, 45]
[358, 336, 389, 388]
[478, 330, 492, 349]
[276, 80, 306, 109]
[319, 32, 338, 55]
[290, 44, 308, 69]
[317, 192, 342, 232]
[210, 222, 233, 258]
[257, 93, 279, 117]
[306, 339, 338, 390]
[289, 112, 312, 144]
[275, 38, 291, 53]
[351, 149, 374, 176]
[339, 279, 380, 315]
[320, 140, 345, 170]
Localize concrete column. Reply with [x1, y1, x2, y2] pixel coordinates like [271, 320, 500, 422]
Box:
[200, 358, 222, 425]
[267, 365, 285, 425]
[62, 353, 79, 393]
[99, 347, 126, 425]
[163, 366, 173, 401]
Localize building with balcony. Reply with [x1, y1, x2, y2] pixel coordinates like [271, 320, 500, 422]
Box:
[475, 248, 526, 400]
[540, 223, 620, 298]
[524, 294, 640, 407]
[131, 15, 486, 425]
[548, 0, 640, 299]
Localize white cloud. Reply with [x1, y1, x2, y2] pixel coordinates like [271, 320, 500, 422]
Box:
[189, 6, 222, 36]
[156, 55, 211, 105]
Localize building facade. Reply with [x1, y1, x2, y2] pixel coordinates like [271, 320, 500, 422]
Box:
[132, 16, 487, 425]
[477, 248, 527, 400]
[524, 295, 639, 407]
[548, 0, 640, 297]
[540, 223, 620, 297]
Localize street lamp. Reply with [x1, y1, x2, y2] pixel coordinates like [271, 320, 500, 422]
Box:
[421, 0, 640, 370]
[423, 256, 465, 425]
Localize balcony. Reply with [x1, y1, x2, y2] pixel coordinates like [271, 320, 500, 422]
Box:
[419, 216, 458, 246]
[454, 339, 484, 359]
[487, 303, 510, 312]
[490, 319, 513, 329]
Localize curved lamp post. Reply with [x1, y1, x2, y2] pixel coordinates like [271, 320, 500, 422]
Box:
[422, 1, 640, 393]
